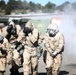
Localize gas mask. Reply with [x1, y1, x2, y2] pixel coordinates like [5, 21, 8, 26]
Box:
[11, 27, 18, 38]
[47, 29, 58, 37]
[23, 27, 32, 36]
[7, 24, 13, 33]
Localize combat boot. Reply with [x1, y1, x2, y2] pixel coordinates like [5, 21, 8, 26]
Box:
[24, 72, 29, 75]
[0, 72, 4, 75]
[52, 70, 59, 75]
[46, 68, 52, 75]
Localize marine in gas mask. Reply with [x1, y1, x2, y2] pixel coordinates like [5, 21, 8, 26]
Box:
[46, 24, 59, 37]
[43, 24, 64, 75]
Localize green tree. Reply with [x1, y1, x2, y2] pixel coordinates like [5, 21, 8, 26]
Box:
[8, 0, 17, 10]
[0, 0, 6, 10]
[35, 3, 42, 11]
[44, 2, 56, 12]
[5, 0, 18, 14]
[57, 1, 70, 11]
[45, 2, 56, 8]
[21, 0, 30, 10]
[16, 0, 22, 9]
[5, 4, 11, 14]
[29, 1, 36, 11]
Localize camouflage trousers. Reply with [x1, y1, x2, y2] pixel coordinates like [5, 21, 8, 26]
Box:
[6, 49, 21, 73]
[45, 51, 62, 75]
[0, 57, 6, 75]
[23, 47, 38, 75]
[0, 57, 6, 72]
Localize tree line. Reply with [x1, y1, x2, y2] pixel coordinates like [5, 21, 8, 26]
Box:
[0, 0, 76, 15]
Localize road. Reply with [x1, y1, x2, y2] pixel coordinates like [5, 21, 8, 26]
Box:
[4, 54, 76, 75]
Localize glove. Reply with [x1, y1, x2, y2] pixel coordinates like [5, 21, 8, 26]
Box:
[50, 51, 58, 58]
[50, 52, 55, 58]
[53, 51, 57, 56]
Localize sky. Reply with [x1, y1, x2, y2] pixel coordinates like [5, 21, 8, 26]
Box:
[5, 0, 76, 6]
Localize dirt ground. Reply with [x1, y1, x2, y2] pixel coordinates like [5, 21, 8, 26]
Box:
[4, 55, 76, 75]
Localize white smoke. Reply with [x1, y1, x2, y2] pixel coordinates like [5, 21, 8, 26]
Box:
[58, 14, 76, 65]
[61, 2, 76, 16]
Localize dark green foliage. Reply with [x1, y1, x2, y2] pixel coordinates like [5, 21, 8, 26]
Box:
[0, 0, 76, 14]
[0, 0, 6, 10]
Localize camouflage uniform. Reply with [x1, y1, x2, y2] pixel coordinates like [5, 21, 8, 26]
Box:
[12, 24, 22, 67]
[8, 23, 22, 74]
[0, 24, 12, 75]
[22, 21, 43, 75]
[1, 21, 22, 73]
[0, 29, 9, 75]
[43, 24, 64, 75]
[1, 21, 15, 39]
